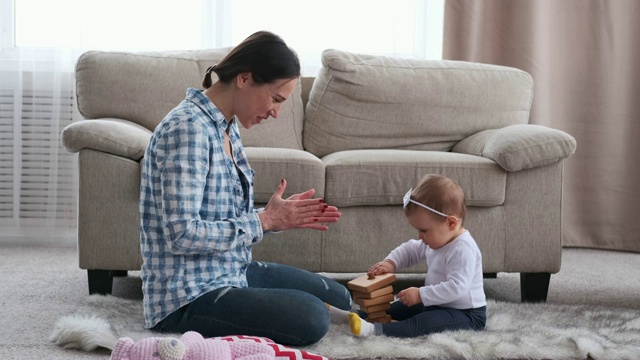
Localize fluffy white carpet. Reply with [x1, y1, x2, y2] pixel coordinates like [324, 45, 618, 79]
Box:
[60, 294, 640, 359]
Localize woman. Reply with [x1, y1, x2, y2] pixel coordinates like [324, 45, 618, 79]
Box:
[139, 31, 351, 346]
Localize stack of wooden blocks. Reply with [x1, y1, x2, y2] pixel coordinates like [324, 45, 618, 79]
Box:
[347, 273, 397, 323]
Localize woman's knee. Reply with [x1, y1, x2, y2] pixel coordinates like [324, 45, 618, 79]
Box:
[304, 319, 330, 345]
[264, 293, 330, 346]
[247, 262, 352, 310]
[288, 310, 330, 346]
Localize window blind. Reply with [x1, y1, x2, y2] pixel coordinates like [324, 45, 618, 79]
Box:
[0, 83, 77, 233]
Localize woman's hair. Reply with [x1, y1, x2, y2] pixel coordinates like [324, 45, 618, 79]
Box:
[405, 174, 467, 224]
[202, 31, 301, 88]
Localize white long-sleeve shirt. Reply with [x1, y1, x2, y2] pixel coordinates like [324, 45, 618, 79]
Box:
[386, 230, 487, 309]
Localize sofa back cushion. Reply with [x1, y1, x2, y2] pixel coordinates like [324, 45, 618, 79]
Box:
[75, 49, 304, 150]
[304, 49, 534, 158]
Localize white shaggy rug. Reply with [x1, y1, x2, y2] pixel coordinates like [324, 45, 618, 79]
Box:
[59, 294, 640, 359]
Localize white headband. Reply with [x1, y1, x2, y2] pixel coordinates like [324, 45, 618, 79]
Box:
[403, 188, 450, 218]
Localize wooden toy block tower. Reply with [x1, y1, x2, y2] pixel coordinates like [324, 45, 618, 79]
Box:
[347, 273, 397, 323]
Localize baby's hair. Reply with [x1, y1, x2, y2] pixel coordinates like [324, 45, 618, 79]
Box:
[404, 174, 466, 224]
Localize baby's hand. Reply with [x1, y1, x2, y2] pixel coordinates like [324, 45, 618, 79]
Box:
[397, 287, 422, 306]
[367, 260, 396, 275]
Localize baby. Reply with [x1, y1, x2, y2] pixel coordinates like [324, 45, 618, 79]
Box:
[329, 174, 487, 337]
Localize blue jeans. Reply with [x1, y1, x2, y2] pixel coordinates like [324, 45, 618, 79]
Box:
[153, 261, 352, 346]
[359, 301, 486, 337]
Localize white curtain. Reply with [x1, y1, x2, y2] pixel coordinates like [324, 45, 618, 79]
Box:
[0, 0, 444, 245]
[0, 47, 82, 244]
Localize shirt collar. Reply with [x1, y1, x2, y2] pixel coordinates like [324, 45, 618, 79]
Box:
[186, 87, 234, 129]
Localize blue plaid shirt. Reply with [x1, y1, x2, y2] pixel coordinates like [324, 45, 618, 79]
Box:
[140, 88, 264, 328]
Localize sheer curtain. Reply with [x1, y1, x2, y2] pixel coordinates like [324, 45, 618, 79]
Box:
[0, 0, 444, 245]
[0, 48, 83, 245]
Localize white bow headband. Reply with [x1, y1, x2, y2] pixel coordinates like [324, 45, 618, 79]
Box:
[403, 188, 450, 218]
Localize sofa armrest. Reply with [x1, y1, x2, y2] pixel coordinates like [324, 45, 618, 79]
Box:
[452, 124, 577, 172]
[61, 118, 152, 161]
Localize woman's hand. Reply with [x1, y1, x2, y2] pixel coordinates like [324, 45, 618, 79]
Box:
[258, 178, 341, 231]
[367, 260, 396, 275]
[397, 287, 422, 307]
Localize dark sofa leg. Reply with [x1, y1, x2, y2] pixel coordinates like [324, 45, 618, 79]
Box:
[87, 269, 115, 295]
[520, 272, 550, 303]
[483, 273, 497, 278]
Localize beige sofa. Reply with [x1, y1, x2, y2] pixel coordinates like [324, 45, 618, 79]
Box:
[61, 48, 576, 302]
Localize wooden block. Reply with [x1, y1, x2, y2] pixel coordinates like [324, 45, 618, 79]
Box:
[354, 293, 395, 307]
[347, 273, 397, 293]
[367, 310, 387, 319]
[369, 314, 392, 323]
[360, 302, 391, 314]
[351, 285, 393, 299]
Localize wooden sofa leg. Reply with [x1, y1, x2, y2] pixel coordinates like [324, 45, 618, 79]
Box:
[520, 272, 550, 303]
[87, 269, 115, 295]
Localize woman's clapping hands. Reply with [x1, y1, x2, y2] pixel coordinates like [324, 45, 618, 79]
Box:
[258, 178, 341, 231]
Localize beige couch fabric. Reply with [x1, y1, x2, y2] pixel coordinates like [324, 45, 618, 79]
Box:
[304, 49, 534, 158]
[74, 49, 305, 152]
[75, 50, 229, 131]
[453, 124, 577, 172]
[322, 149, 505, 208]
[61, 118, 152, 161]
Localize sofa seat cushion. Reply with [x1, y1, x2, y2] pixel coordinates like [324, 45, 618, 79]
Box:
[322, 149, 505, 208]
[304, 49, 534, 158]
[245, 147, 325, 204]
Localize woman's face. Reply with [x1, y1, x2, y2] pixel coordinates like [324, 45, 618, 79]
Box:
[235, 73, 298, 129]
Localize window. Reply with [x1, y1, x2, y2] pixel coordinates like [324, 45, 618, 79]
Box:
[13, 0, 205, 51]
[8, 0, 444, 73]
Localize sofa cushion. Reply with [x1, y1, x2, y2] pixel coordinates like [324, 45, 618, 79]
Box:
[61, 118, 152, 160]
[304, 49, 534, 158]
[245, 147, 325, 204]
[322, 149, 506, 208]
[453, 124, 577, 172]
[76, 49, 231, 131]
[75, 49, 304, 150]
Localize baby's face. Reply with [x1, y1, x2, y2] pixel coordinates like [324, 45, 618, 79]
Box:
[406, 210, 459, 249]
